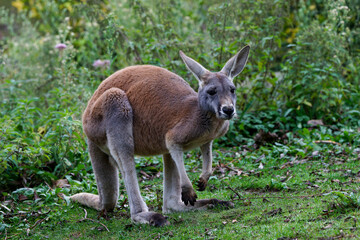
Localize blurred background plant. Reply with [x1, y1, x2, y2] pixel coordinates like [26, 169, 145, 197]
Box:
[0, 0, 359, 195]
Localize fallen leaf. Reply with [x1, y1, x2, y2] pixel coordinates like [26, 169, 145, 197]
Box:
[259, 162, 264, 169]
[216, 166, 225, 174]
[307, 119, 324, 126]
[140, 170, 150, 178]
[322, 223, 333, 230]
[264, 208, 282, 217]
[243, 200, 252, 206]
[304, 181, 313, 186]
[53, 179, 70, 188]
[255, 154, 265, 163]
[34, 189, 40, 200]
[19, 194, 28, 201]
[312, 151, 320, 157]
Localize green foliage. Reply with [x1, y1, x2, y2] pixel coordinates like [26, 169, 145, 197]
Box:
[10, 0, 110, 34]
[279, 0, 360, 119]
[0, 183, 74, 233]
[0, 88, 88, 193]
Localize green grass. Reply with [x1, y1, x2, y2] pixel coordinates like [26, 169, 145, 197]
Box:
[2, 137, 360, 239]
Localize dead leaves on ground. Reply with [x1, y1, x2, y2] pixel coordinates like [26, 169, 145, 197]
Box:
[263, 207, 283, 217]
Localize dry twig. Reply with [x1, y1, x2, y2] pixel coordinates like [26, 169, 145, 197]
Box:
[224, 182, 243, 200]
[314, 140, 341, 145]
[78, 208, 110, 232]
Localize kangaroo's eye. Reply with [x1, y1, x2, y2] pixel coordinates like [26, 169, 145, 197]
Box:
[207, 89, 217, 96]
[230, 88, 235, 94]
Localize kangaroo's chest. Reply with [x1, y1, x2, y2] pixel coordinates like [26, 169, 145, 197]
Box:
[182, 120, 230, 151]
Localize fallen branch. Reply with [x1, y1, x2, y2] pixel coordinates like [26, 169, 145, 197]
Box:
[146, 230, 173, 239]
[314, 140, 341, 145]
[6, 214, 49, 239]
[224, 183, 327, 202]
[30, 217, 47, 230]
[222, 164, 241, 173]
[26, 217, 47, 236]
[78, 208, 110, 232]
[45, 181, 66, 201]
[1, 204, 11, 212]
[83, 208, 88, 219]
[224, 182, 243, 200]
[234, 193, 324, 201]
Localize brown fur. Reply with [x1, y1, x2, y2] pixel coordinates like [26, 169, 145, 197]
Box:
[71, 46, 250, 227]
[83, 65, 228, 155]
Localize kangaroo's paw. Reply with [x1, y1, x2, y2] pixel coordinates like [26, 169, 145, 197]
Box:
[181, 186, 197, 206]
[132, 212, 170, 227]
[97, 209, 111, 220]
[196, 177, 208, 191]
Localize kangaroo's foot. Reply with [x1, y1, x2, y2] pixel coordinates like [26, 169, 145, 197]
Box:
[132, 212, 169, 227]
[181, 185, 197, 206]
[196, 177, 208, 191]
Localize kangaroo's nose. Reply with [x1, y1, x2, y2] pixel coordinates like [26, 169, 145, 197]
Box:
[222, 106, 234, 117]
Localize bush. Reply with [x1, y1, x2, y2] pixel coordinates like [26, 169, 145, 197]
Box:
[279, 0, 360, 120]
[0, 87, 88, 194]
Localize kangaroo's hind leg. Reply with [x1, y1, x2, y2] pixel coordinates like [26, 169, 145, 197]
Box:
[70, 133, 119, 211]
[103, 88, 169, 226]
[162, 153, 234, 213]
[78, 140, 119, 211]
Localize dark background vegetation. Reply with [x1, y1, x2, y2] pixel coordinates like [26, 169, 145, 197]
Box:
[0, 0, 360, 236]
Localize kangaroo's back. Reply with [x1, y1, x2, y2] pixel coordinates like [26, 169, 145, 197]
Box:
[83, 65, 198, 155]
[88, 65, 195, 103]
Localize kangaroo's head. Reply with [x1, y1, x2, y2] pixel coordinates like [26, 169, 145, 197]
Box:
[180, 46, 250, 120]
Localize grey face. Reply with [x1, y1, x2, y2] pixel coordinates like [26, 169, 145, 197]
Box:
[199, 73, 237, 120]
[179, 45, 250, 121]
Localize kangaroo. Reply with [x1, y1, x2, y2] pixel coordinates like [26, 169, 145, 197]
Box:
[70, 46, 250, 226]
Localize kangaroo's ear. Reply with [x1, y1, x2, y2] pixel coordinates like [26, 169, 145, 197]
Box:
[221, 45, 250, 80]
[179, 51, 209, 82]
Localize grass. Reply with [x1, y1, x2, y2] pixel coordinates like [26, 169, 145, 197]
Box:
[2, 132, 360, 239]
